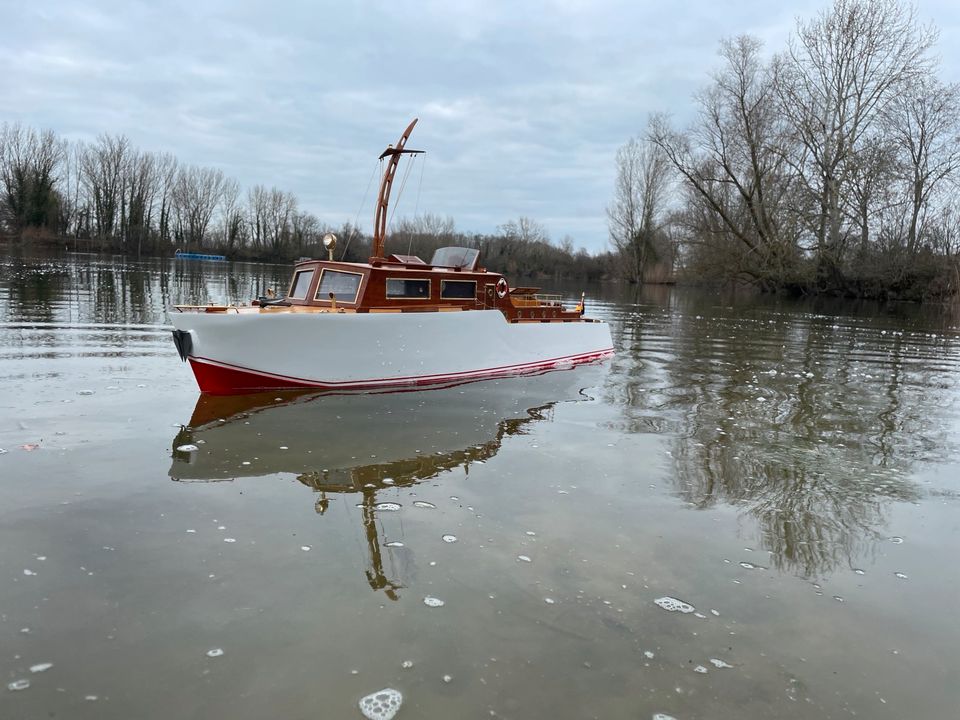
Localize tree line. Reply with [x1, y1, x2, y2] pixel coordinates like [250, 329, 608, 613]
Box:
[0, 124, 618, 281]
[611, 0, 960, 300]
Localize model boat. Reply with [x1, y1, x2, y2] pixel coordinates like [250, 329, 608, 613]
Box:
[170, 119, 613, 394]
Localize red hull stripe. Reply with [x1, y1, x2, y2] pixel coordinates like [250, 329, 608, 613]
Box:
[188, 349, 614, 394]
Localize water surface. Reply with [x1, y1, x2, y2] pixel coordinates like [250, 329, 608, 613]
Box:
[2, 252, 959, 719]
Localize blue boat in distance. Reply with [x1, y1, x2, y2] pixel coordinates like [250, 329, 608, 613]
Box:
[175, 250, 226, 261]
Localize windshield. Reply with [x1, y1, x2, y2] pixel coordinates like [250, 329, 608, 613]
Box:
[430, 246, 479, 270]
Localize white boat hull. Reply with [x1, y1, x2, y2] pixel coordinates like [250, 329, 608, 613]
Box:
[170, 309, 613, 394]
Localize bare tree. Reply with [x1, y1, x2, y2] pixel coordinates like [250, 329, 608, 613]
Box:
[776, 0, 938, 280]
[607, 134, 671, 283]
[79, 134, 130, 248]
[0, 122, 66, 234]
[650, 36, 798, 288]
[884, 77, 960, 253]
[174, 165, 226, 249]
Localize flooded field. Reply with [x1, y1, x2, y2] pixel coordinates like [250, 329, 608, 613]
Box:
[2, 252, 959, 719]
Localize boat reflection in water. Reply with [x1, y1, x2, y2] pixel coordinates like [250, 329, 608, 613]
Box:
[169, 365, 605, 599]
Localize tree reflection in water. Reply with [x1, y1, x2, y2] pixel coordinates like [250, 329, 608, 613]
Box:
[606, 287, 958, 577]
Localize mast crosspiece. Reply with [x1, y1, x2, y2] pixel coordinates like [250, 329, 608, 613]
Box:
[371, 118, 424, 260]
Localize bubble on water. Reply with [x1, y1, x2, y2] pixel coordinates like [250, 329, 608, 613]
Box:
[739, 562, 757, 570]
[654, 596, 695, 614]
[833, 595, 844, 602]
[710, 609, 720, 617]
[301, 546, 311, 552]
[517, 555, 532, 563]
[652, 715, 677, 720]
[241, 461, 251, 466]
[0, 448, 7, 454]
[383, 478, 394, 485]
[853, 568, 866, 575]
[20, 627, 30, 634]
[375, 502, 402, 512]
[423, 596, 445, 608]
[8, 679, 30, 691]
[176, 444, 199, 452]
[29, 663, 53, 673]
[23, 569, 36, 576]
[206, 648, 224, 658]
[77, 390, 94, 396]
[279, 446, 288, 450]
[894, 572, 908, 579]
[443, 674, 452, 683]
[544, 597, 555, 604]
[709, 658, 733, 669]
[694, 612, 707, 619]
[525, 531, 536, 536]
[85, 695, 98, 701]
[186, 529, 197, 534]
[890, 536, 904, 544]
[693, 665, 708, 673]
[442, 534, 457, 543]
[401, 660, 413, 669]
[358, 688, 403, 720]
[223, 538, 236, 543]
[644, 650, 655, 659]
[413, 501, 436, 509]
[385, 541, 404, 548]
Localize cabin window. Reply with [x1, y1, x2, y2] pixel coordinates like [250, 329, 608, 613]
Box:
[386, 278, 431, 299]
[316, 269, 362, 303]
[289, 269, 315, 299]
[441, 280, 476, 299]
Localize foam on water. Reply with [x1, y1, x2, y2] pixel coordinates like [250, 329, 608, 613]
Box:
[358, 688, 403, 720]
[206, 648, 224, 658]
[652, 714, 677, 720]
[694, 665, 708, 673]
[413, 501, 436, 509]
[29, 663, 53, 673]
[385, 541, 404, 548]
[709, 658, 733, 669]
[654, 596, 695, 613]
[176, 444, 199, 452]
[423, 596, 445, 608]
[375, 502, 402, 512]
[441, 534, 457, 543]
[8, 679, 30, 691]
[517, 555, 532, 563]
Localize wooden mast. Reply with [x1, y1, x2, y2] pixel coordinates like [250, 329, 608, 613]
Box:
[371, 118, 423, 260]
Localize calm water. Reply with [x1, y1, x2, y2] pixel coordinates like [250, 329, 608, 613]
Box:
[2, 252, 959, 719]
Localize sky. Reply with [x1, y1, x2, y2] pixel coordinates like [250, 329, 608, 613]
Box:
[1, 0, 958, 253]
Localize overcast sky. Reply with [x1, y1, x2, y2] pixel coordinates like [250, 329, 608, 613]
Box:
[2, 0, 958, 253]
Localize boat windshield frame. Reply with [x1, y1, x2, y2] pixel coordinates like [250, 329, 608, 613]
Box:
[430, 247, 480, 270]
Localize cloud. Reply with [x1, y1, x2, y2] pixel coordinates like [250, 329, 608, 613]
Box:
[1, 0, 958, 252]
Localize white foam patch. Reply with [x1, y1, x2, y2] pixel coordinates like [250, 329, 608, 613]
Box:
[654, 596, 695, 613]
[517, 555, 532, 563]
[358, 688, 402, 720]
[375, 502, 402, 512]
[423, 596, 445, 608]
[694, 665, 708, 673]
[385, 541, 404, 548]
[652, 714, 677, 720]
[29, 663, 53, 673]
[413, 501, 436, 509]
[7, 679, 30, 691]
[709, 658, 733, 669]
[442, 535, 457, 543]
[206, 648, 224, 658]
[176, 444, 199, 452]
